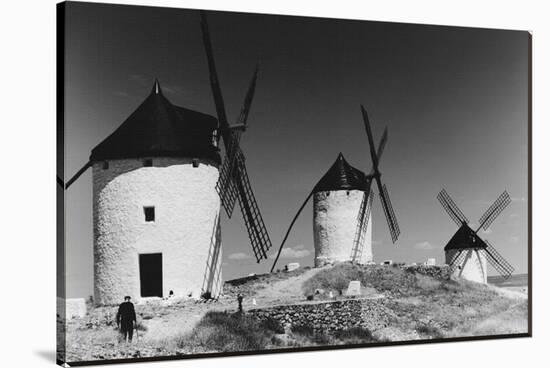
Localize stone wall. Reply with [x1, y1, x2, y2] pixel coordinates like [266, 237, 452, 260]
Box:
[249, 298, 391, 333]
[403, 265, 451, 280]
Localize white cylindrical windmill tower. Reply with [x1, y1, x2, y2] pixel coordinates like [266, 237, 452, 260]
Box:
[444, 224, 488, 284]
[90, 80, 223, 305]
[313, 153, 372, 267]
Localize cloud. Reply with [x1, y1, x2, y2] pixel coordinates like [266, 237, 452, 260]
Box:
[481, 228, 493, 235]
[228, 252, 252, 261]
[510, 236, 519, 243]
[511, 197, 526, 202]
[510, 213, 519, 218]
[372, 239, 383, 246]
[415, 241, 435, 250]
[162, 84, 184, 95]
[269, 246, 311, 259]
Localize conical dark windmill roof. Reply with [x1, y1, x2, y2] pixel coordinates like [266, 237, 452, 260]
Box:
[314, 153, 367, 192]
[90, 80, 220, 163]
[444, 223, 488, 251]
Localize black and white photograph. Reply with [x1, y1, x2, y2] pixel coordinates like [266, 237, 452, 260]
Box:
[56, 1, 531, 365]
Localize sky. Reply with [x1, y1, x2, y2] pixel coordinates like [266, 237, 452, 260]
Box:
[63, 2, 530, 298]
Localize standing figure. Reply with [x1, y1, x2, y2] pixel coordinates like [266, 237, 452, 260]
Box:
[116, 296, 137, 343]
[237, 293, 244, 313]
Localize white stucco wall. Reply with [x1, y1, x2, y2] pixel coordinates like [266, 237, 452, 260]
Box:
[445, 248, 487, 284]
[92, 157, 222, 305]
[313, 190, 372, 267]
[65, 298, 87, 319]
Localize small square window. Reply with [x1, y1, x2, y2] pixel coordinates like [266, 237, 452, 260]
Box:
[144, 206, 155, 222]
[144, 159, 153, 167]
[102, 161, 109, 170]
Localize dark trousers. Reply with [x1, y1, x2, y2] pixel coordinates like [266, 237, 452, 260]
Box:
[119, 323, 134, 342]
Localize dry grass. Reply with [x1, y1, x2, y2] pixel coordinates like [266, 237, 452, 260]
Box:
[173, 311, 284, 353]
[64, 263, 528, 361]
[302, 262, 528, 340]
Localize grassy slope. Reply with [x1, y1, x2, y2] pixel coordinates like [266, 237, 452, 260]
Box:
[302, 263, 527, 340]
[65, 263, 527, 361]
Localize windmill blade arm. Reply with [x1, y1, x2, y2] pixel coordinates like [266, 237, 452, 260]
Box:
[360, 105, 380, 172]
[437, 189, 469, 227]
[233, 155, 273, 263]
[200, 11, 230, 134]
[377, 179, 400, 243]
[373, 127, 388, 172]
[270, 190, 314, 272]
[478, 191, 511, 231]
[216, 130, 243, 216]
[483, 241, 514, 279]
[351, 189, 374, 262]
[216, 151, 239, 217]
[234, 65, 259, 129]
[65, 161, 92, 189]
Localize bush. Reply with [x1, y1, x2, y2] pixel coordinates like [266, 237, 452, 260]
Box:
[333, 327, 376, 343]
[291, 325, 331, 345]
[260, 317, 284, 334]
[136, 321, 148, 332]
[415, 323, 444, 339]
[175, 311, 282, 352]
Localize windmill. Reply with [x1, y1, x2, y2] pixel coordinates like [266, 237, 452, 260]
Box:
[270, 106, 400, 271]
[60, 13, 273, 303]
[437, 189, 514, 283]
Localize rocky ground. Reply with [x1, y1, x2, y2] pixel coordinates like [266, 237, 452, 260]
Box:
[62, 264, 528, 363]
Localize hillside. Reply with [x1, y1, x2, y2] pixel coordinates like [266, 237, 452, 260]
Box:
[63, 263, 528, 362]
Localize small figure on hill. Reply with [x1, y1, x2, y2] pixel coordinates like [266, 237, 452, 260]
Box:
[169, 290, 174, 298]
[237, 293, 244, 313]
[116, 296, 136, 343]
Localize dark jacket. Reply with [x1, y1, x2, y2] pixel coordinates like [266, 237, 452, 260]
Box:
[116, 301, 136, 328]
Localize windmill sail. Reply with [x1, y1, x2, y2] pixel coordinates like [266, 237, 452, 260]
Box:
[201, 11, 273, 262]
[483, 240, 514, 279]
[234, 152, 273, 262]
[216, 142, 240, 216]
[478, 190, 511, 231]
[351, 190, 374, 262]
[200, 11, 229, 135]
[216, 68, 259, 217]
[380, 183, 400, 243]
[360, 106, 400, 244]
[437, 189, 469, 227]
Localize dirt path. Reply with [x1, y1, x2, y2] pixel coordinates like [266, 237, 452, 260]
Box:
[252, 267, 325, 307]
[140, 268, 324, 341]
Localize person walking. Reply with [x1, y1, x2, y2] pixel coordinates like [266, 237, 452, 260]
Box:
[116, 296, 137, 343]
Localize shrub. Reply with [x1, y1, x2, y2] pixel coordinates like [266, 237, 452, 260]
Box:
[415, 323, 444, 339]
[136, 321, 148, 332]
[291, 325, 331, 345]
[175, 311, 281, 352]
[333, 327, 376, 343]
[260, 317, 284, 334]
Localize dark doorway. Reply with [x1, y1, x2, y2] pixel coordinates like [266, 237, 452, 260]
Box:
[139, 253, 163, 297]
